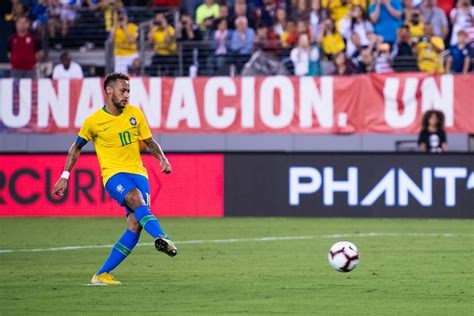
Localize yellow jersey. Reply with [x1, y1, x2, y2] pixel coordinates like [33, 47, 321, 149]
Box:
[409, 22, 425, 40]
[416, 37, 444, 74]
[322, 33, 345, 55]
[322, 0, 366, 23]
[114, 23, 138, 56]
[78, 105, 153, 186]
[151, 26, 177, 55]
[103, 7, 120, 32]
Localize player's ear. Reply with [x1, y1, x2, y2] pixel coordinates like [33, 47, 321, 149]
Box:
[106, 85, 113, 96]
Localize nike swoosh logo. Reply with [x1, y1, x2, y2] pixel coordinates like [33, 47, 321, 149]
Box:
[103, 127, 111, 131]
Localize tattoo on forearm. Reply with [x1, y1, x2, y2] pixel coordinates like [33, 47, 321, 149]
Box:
[149, 143, 160, 155]
[144, 139, 164, 160]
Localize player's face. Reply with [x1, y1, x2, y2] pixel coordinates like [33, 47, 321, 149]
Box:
[110, 79, 130, 112]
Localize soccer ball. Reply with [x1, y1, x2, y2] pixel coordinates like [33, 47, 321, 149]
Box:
[328, 241, 360, 272]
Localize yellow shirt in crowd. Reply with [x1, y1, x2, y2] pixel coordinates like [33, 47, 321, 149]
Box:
[114, 23, 138, 56]
[322, 0, 367, 23]
[417, 37, 445, 74]
[195, 3, 220, 28]
[322, 33, 346, 55]
[409, 22, 425, 41]
[151, 25, 177, 55]
[104, 7, 119, 32]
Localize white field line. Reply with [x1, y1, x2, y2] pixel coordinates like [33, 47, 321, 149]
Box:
[0, 232, 465, 254]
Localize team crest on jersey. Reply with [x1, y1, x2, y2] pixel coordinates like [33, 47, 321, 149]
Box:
[130, 117, 137, 126]
[116, 184, 124, 193]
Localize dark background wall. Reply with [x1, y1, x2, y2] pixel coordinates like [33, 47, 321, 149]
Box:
[224, 153, 474, 218]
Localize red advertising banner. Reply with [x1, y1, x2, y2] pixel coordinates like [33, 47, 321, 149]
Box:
[0, 74, 473, 134]
[0, 154, 224, 217]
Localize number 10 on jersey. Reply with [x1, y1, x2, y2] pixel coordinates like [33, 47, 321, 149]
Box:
[119, 131, 132, 146]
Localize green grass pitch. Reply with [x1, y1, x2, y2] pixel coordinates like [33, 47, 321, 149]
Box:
[0, 217, 472, 315]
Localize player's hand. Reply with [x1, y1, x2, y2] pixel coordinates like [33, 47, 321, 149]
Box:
[53, 178, 68, 196]
[160, 158, 172, 174]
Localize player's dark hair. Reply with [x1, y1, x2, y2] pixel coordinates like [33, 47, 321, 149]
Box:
[421, 110, 445, 131]
[103, 72, 129, 91]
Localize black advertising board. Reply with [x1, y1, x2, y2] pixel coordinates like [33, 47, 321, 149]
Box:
[224, 153, 474, 218]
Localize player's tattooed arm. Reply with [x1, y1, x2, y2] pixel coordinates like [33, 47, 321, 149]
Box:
[52, 142, 84, 196]
[63, 142, 83, 172]
[143, 137, 172, 174]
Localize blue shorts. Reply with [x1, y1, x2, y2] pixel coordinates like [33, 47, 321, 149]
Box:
[105, 173, 150, 216]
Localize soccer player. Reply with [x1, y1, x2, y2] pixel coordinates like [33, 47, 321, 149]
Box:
[53, 72, 177, 285]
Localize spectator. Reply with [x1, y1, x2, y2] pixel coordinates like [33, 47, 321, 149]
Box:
[230, 16, 255, 71]
[347, 36, 367, 59]
[8, 16, 43, 79]
[208, 18, 230, 75]
[421, 0, 448, 40]
[449, 0, 474, 46]
[339, 5, 374, 58]
[59, 0, 80, 37]
[211, 4, 231, 30]
[110, 11, 138, 74]
[179, 12, 202, 41]
[290, 33, 314, 75]
[148, 13, 177, 76]
[273, 7, 287, 36]
[184, 0, 202, 21]
[256, 0, 278, 28]
[418, 110, 447, 153]
[356, 47, 375, 73]
[466, 20, 474, 44]
[5, 0, 27, 22]
[324, 0, 355, 26]
[437, 0, 455, 17]
[31, 0, 48, 38]
[52, 51, 83, 79]
[446, 30, 471, 74]
[281, 19, 298, 48]
[254, 23, 280, 52]
[196, 0, 219, 31]
[368, 32, 383, 48]
[319, 18, 345, 57]
[369, 0, 403, 46]
[416, 24, 444, 73]
[332, 51, 356, 75]
[177, 12, 202, 76]
[401, 0, 415, 21]
[231, 0, 255, 29]
[47, 0, 62, 40]
[231, 16, 256, 53]
[291, 0, 310, 22]
[296, 19, 311, 38]
[128, 57, 142, 76]
[374, 42, 394, 72]
[99, 0, 123, 34]
[407, 9, 425, 43]
[309, 0, 327, 42]
[393, 25, 415, 57]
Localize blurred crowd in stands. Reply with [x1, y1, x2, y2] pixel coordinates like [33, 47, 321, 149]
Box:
[0, 0, 473, 78]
